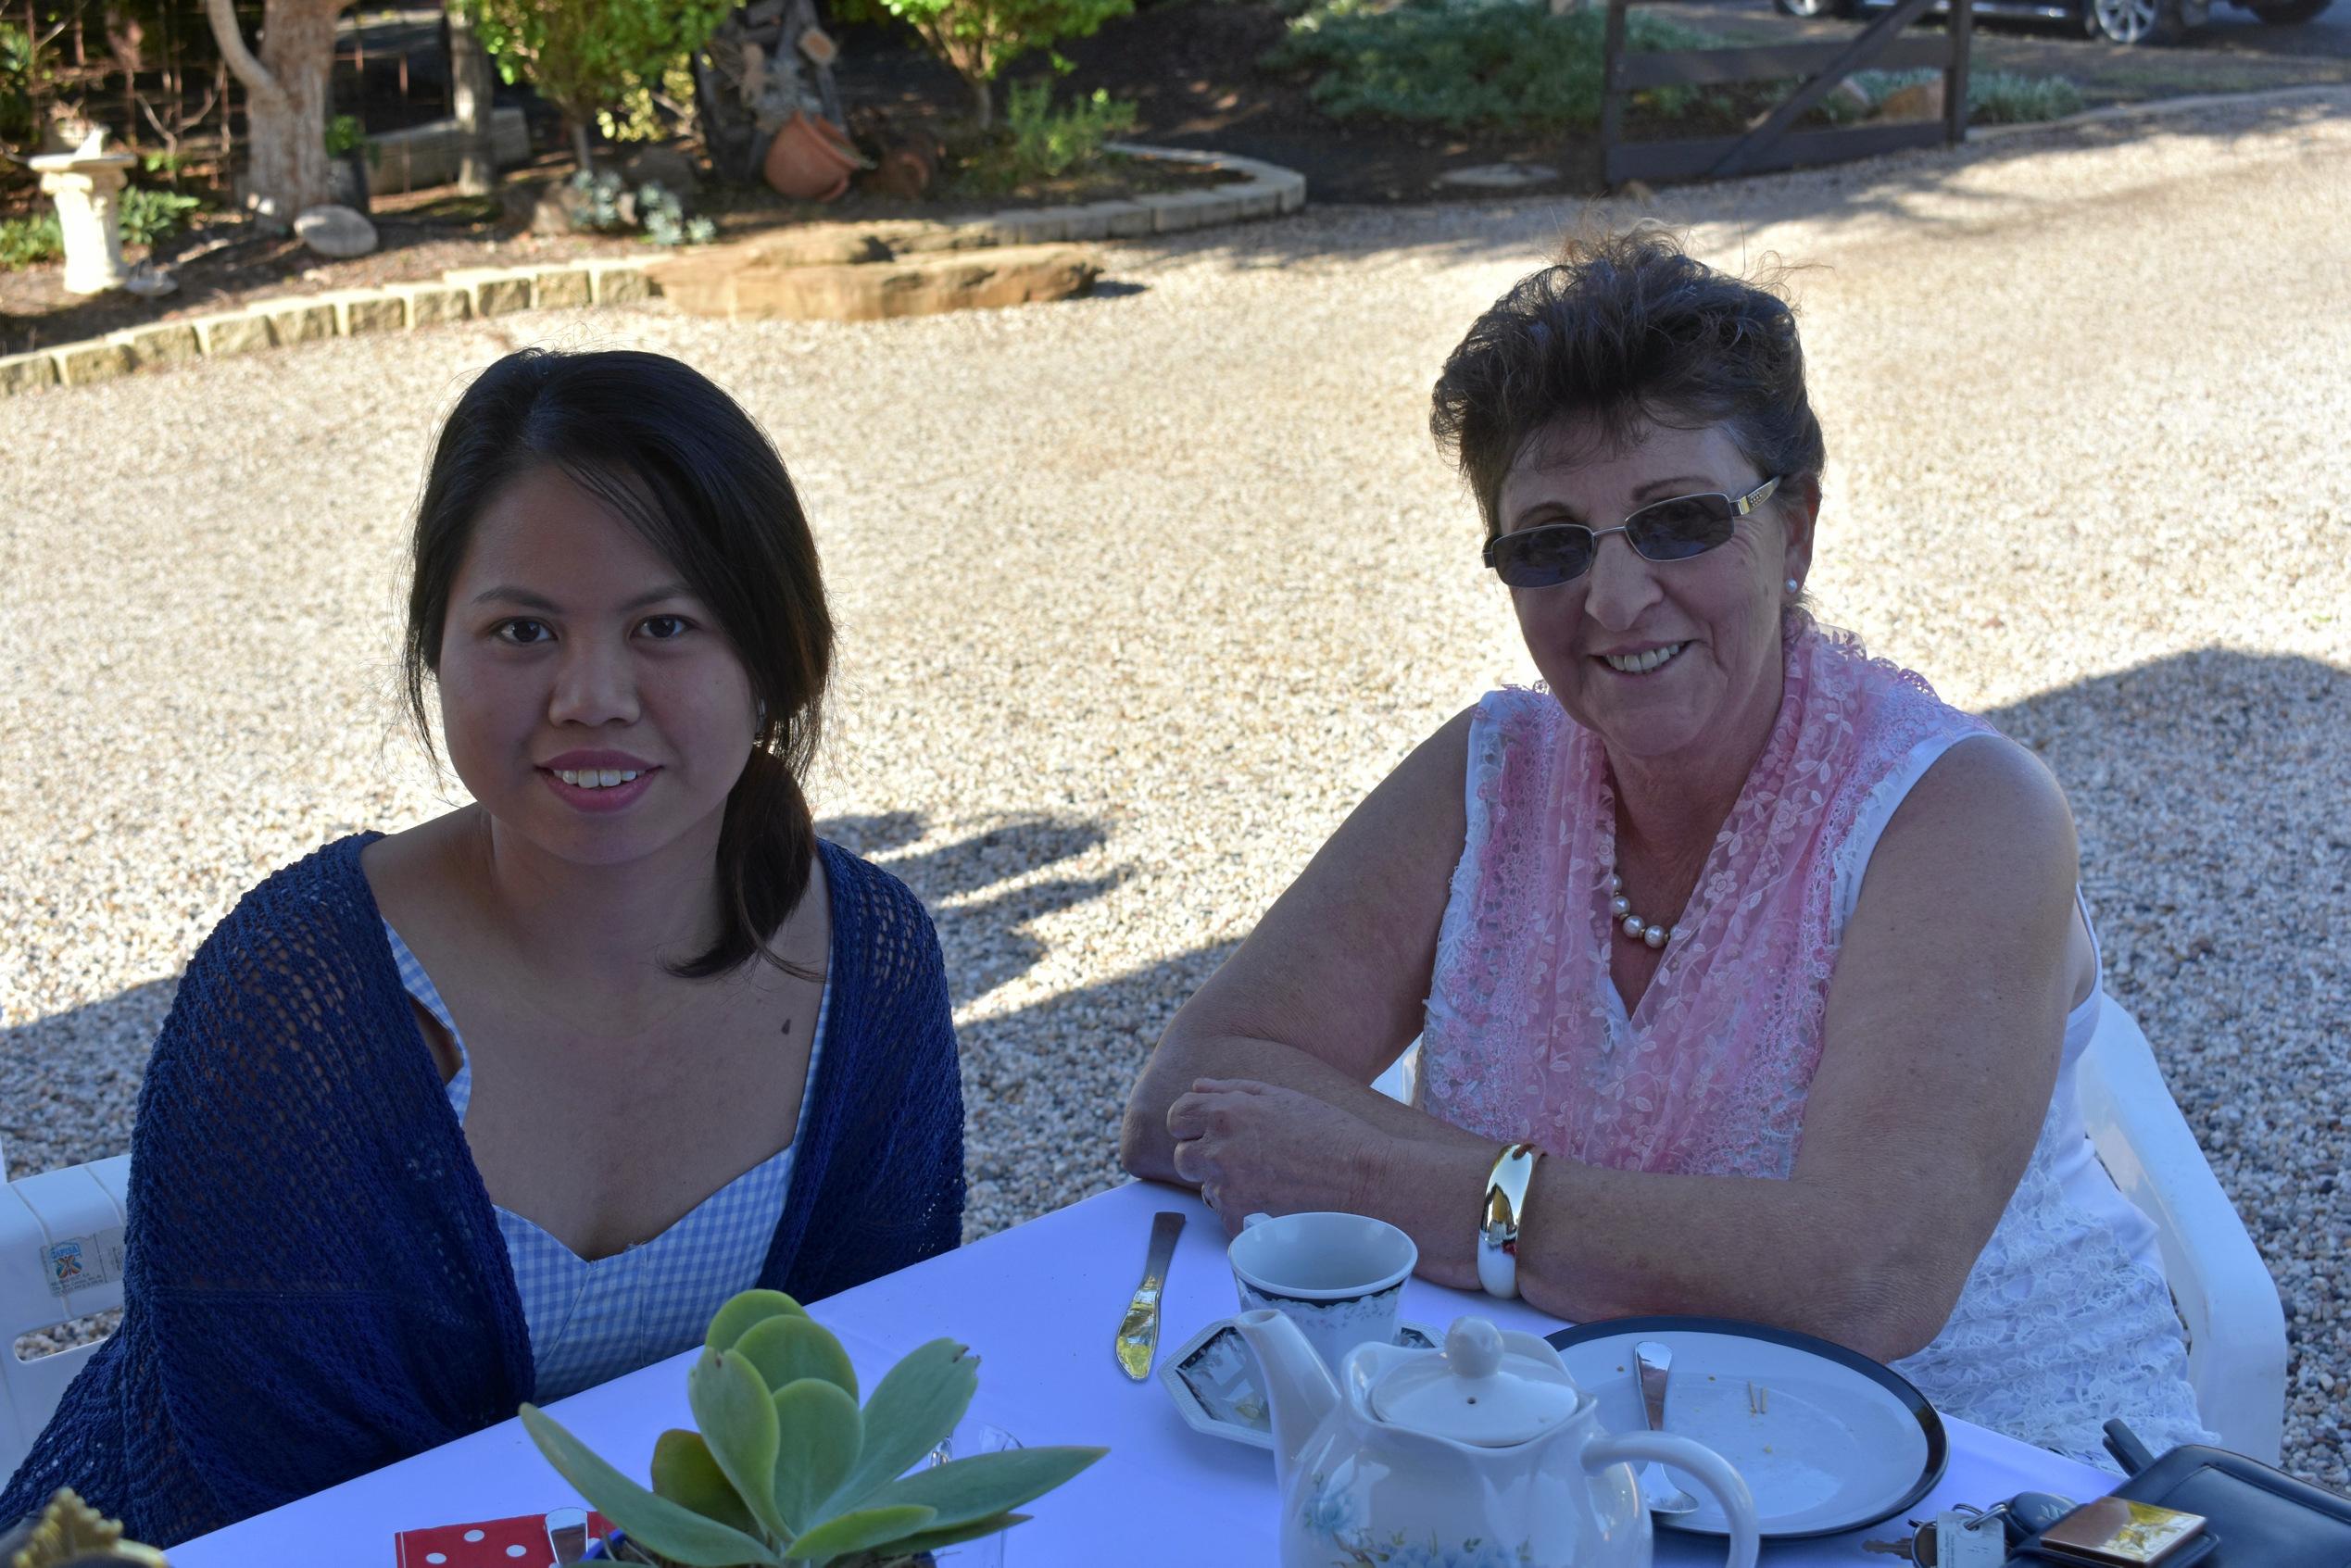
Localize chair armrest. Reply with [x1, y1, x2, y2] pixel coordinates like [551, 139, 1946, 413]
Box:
[2077, 1005, 2287, 1464]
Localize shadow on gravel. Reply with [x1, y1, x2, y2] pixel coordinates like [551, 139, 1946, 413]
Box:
[958, 939, 1241, 1233]
[1982, 646, 2347, 1472]
[1980, 646, 2347, 1038]
[0, 976, 179, 1183]
[1145, 90, 2351, 270]
[818, 808, 1197, 1228]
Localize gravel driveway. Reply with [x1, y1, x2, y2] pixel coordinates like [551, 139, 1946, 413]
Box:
[4, 90, 2345, 1486]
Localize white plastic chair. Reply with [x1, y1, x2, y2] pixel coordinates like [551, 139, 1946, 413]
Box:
[1375, 1001, 2289, 1462]
[0, 1136, 132, 1486]
[2076, 998, 2288, 1463]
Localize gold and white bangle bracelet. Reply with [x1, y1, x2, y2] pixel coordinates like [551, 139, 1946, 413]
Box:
[1477, 1140, 1545, 1299]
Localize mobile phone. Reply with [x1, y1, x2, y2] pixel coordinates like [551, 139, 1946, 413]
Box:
[2028, 1498, 2210, 1566]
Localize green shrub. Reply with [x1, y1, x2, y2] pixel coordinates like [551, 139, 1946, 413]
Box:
[565, 168, 715, 245]
[1268, 0, 1722, 132]
[0, 210, 60, 268]
[994, 82, 1138, 182]
[1850, 67, 2082, 125]
[119, 187, 203, 245]
[0, 20, 48, 148]
[843, 0, 1136, 128]
[0, 186, 203, 270]
[463, 0, 731, 156]
[0, 26, 31, 146]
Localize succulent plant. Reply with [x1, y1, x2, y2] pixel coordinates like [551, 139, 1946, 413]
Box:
[521, 1289, 1105, 1567]
[0, 1487, 167, 1568]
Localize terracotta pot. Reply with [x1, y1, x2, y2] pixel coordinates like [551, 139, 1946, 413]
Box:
[864, 132, 940, 200]
[761, 110, 858, 202]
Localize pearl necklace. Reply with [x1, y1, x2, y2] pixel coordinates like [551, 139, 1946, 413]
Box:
[1607, 871, 1680, 951]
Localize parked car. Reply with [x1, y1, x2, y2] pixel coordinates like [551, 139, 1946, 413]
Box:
[1773, 0, 2331, 45]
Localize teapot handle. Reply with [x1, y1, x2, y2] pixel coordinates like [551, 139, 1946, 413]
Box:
[1583, 1432, 1760, 1568]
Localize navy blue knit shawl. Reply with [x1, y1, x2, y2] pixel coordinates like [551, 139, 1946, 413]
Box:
[1, 834, 965, 1548]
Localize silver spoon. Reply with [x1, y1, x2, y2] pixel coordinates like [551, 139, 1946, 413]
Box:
[1635, 1339, 1701, 1516]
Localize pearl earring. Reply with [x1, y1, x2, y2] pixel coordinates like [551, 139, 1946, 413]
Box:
[1786, 578, 1802, 594]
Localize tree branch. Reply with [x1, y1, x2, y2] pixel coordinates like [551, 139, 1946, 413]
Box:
[203, 0, 288, 111]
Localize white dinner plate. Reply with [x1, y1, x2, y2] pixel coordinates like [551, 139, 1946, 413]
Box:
[1548, 1315, 1948, 1539]
[1160, 1317, 1440, 1451]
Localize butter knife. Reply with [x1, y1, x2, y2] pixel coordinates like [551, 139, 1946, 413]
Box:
[1115, 1210, 1186, 1379]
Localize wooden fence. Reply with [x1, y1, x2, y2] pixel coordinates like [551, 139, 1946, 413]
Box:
[1601, 0, 1975, 185]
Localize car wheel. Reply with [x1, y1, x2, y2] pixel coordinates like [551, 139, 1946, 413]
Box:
[2248, 0, 2329, 20]
[2085, 0, 2188, 42]
[1773, 0, 1859, 16]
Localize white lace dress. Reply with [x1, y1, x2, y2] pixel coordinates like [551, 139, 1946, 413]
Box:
[1833, 737, 2218, 1467]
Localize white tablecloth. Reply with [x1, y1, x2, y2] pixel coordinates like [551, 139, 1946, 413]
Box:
[173, 1181, 2114, 1565]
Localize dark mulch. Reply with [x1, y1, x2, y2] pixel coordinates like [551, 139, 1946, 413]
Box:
[839, 3, 1609, 202]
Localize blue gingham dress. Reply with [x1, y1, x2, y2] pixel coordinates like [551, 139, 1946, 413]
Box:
[385, 922, 826, 1402]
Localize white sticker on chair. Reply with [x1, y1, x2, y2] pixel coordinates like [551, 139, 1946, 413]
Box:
[39, 1227, 124, 1298]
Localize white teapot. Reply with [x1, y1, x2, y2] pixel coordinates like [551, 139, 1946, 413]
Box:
[1233, 1309, 1761, 1568]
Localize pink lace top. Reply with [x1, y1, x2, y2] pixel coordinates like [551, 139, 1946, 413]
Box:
[1420, 619, 1981, 1175]
[1418, 620, 2213, 1464]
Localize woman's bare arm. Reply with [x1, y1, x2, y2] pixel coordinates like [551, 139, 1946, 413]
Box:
[1118, 709, 1487, 1181]
[1150, 732, 2082, 1363]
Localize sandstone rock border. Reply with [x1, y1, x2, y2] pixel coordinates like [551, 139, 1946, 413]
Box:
[0, 145, 1308, 398]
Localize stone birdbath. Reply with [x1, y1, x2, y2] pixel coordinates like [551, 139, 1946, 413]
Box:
[31, 129, 137, 295]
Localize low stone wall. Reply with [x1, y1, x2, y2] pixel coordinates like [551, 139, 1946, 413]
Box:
[0, 257, 660, 395]
[0, 146, 1308, 398]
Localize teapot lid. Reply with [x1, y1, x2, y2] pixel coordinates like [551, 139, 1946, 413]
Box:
[1369, 1317, 1581, 1447]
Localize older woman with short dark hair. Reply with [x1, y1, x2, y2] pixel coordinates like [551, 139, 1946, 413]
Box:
[1122, 230, 2210, 1464]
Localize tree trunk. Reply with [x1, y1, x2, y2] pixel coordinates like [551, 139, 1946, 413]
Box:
[205, 0, 349, 228]
[446, 0, 496, 194]
[922, 24, 993, 132]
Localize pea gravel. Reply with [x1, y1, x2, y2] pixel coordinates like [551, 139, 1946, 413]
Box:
[4, 90, 2345, 1486]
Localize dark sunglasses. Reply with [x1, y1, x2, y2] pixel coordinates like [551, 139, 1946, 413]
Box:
[1483, 475, 1784, 588]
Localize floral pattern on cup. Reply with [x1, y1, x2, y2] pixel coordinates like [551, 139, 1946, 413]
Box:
[1228, 1210, 1418, 1377]
[1236, 1278, 1406, 1374]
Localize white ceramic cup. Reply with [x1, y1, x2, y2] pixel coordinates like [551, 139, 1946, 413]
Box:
[1228, 1210, 1417, 1373]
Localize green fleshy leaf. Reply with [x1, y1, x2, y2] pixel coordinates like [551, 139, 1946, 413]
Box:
[690, 1348, 787, 1543]
[519, 1404, 781, 1568]
[884, 1510, 1031, 1554]
[651, 1428, 761, 1538]
[825, 1338, 976, 1506]
[706, 1288, 808, 1351]
[781, 1504, 937, 1566]
[863, 1447, 1107, 1531]
[771, 1377, 862, 1536]
[734, 1311, 860, 1402]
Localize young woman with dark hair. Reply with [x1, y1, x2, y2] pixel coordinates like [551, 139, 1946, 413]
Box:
[0, 349, 965, 1547]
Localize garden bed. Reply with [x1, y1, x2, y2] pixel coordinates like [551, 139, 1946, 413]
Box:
[0, 0, 2197, 353]
[0, 142, 1237, 358]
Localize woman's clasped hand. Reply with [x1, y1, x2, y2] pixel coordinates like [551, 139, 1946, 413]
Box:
[1167, 1078, 1403, 1225]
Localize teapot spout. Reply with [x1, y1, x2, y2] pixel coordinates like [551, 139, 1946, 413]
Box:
[1232, 1309, 1341, 1474]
